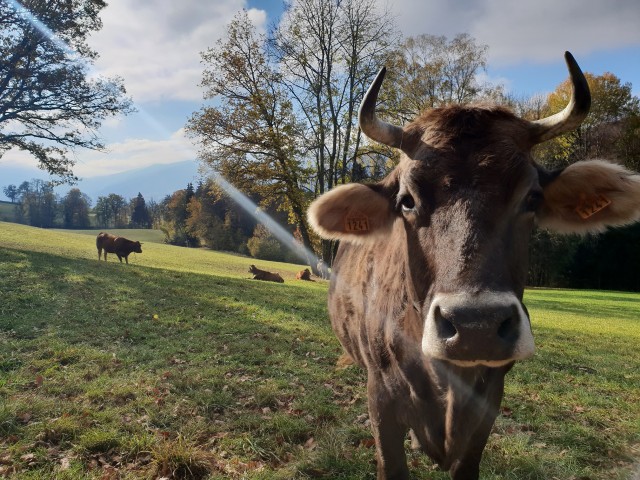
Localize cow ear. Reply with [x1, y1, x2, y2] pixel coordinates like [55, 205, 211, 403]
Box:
[308, 182, 396, 242]
[537, 160, 640, 234]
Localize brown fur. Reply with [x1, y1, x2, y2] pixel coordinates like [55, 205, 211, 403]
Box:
[296, 268, 312, 280]
[248, 264, 284, 283]
[96, 232, 142, 264]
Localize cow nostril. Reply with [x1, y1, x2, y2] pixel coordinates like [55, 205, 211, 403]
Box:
[497, 315, 518, 342]
[434, 307, 457, 339]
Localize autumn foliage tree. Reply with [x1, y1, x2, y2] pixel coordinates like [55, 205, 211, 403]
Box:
[535, 72, 640, 169]
[187, 11, 313, 261]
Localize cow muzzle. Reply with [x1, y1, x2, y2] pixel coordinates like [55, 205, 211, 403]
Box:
[422, 292, 535, 367]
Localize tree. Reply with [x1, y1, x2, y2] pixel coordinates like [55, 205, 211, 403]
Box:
[161, 186, 198, 246]
[146, 199, 163, 228]
[187, 10, 311, 260]
[272, 0, 396, 263]
[273, 0, 395, 194]
[536, 72, 640, 168]
[3, 184, 18, 203]
[247, 223, 286, 262]
[130, 192, 151, 228]
[384, 34, 495, 124]
[94, 195, 112, 227]
[62, 188, 91, 228]
[19, 178, 57, 227]
[94, 193, 127, 228]
[0, 0, 134, 183]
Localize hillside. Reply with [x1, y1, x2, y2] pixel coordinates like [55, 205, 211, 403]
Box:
[0, 222, 638, 479]
[0, 200, 17, 222]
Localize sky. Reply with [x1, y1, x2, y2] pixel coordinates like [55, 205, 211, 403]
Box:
[1, 0, 639, 184]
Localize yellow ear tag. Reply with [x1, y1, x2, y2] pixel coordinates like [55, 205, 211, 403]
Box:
[345, 212, 370, 232]
[575, 194, 612, 220]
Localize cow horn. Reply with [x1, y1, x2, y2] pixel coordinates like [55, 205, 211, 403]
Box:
[528, 51, 591, 144]
[359, 67, 404, 149]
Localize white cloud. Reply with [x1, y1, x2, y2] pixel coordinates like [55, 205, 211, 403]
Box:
[386, 0, 640, 65]
[1, 129, 198, 178]
[88, 0, 268, 104]
[73, 129, 198, 178]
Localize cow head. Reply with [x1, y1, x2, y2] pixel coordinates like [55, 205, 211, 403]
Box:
[308, 52, 640, 367]
[133, 241, 142, 253]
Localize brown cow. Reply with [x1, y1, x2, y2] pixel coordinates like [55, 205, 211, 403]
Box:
[248, 264, 284, 283]
[307, 52, 640, 480]
[296, 268, 313, 281]
[96, 232, 142, 264]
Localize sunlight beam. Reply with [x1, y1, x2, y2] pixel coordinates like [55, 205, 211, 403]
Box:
[11, 0, 318, 268]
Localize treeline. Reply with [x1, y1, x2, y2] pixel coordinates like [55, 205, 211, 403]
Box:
[2, 180, 157, 229]
[2, 178, 303, 263]
[160, 180, 303, 262]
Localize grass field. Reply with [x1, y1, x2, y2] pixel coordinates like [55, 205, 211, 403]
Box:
[0, 221, 638, 479]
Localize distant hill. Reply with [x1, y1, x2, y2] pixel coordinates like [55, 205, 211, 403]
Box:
[1, 160, 201, 203]
[0, 200, 17, 222]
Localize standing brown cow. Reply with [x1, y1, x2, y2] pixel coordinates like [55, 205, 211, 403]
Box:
[308, 52, 640, 479]
[96, 232, 142, 264]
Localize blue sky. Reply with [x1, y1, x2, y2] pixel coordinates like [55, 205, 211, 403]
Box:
[1, 0, 639, 184]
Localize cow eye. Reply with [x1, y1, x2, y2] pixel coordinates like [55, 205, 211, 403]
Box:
[399, 194, 416, 213]
[524, 190, 544, 212]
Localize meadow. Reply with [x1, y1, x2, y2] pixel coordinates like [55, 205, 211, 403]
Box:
[0, 221, 638, 479]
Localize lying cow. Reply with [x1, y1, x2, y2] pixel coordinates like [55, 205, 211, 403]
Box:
[248, 264, 284, 283]
[96, 232, 142, 264]
[296, 268, 313, 281]
[307, 52, 640, 479]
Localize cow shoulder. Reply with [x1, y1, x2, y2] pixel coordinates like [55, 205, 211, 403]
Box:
[538, 160, 640, 234]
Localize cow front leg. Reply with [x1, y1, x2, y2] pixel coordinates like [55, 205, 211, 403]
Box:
[367, 377, 409, 480]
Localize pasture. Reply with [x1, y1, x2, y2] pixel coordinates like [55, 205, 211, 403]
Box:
[0, 221, 638, 479]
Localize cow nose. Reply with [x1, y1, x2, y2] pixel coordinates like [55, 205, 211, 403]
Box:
[423, 292, 535, 366]
[434, 303, 519, 342]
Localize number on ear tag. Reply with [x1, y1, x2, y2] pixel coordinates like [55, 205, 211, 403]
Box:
[345, 215, 369, 232]
[575, 194, 612, 220]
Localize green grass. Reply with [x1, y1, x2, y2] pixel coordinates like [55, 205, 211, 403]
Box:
[0, 221, 638, 479]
